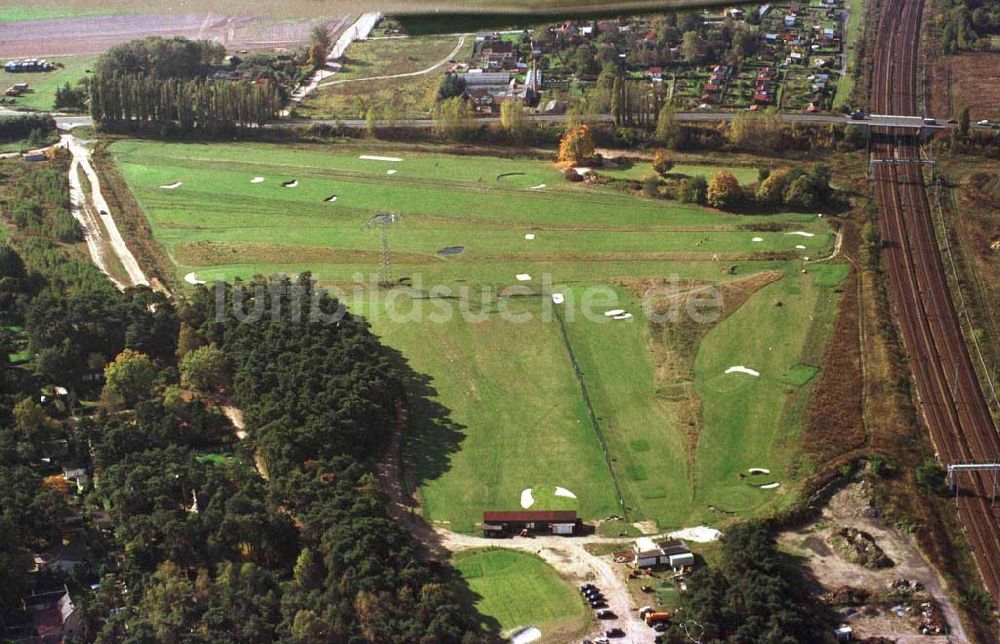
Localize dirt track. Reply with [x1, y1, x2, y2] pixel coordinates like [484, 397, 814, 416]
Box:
[0, 13, 350, 58]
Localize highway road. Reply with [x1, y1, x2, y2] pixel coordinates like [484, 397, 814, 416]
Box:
[3, 107, 992, 133]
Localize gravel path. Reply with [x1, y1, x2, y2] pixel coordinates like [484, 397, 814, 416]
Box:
[63, 134, 149, 288]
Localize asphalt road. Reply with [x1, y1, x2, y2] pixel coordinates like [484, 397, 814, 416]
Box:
[5, 108, 989, 133]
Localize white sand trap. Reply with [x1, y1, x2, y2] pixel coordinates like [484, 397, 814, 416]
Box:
[325, 196, 338, 203]
[529, 183, 546, 190]
[613, 313, 633, 320]
[795, 244, 807, 250]
[184, 272, 206, 286]
[282, 180, 299, 188]
[669, 526, 723, 543]
[786, 231, 815, 237]
[520, 489, 535, 509]
[554, 486, 577, 499]
[604, 309, 626, 317]
[748, 468, 771, 475]
[760, 482, 781, 489]
[159, 182, 182, 189]
[360, 155, 402, 162]
[386, 169, 397, 175]
[573, 167, 593, 175]
[552, 293, 565, 304]
[511, 627, 542, 644]
[752, 237, 764, 242]
[516, 274, 531, 281]
[250, 177, 265, 183]
[524, 233, 535, 240]
[725, 365, 760, 377]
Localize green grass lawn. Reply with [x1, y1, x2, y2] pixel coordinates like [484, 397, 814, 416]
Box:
[111, 140, 831, 288]
[296, 35, 472, 119]
[0, 56, 96, 112]
[834, 0, 865, 108]
[454, 549, 590, 640]
[0, 8, 118, 21]
[113, 139, 845, 533]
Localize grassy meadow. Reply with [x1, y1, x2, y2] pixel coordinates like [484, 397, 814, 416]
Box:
[113, 139, 845, 532]
[0, 56, 95, 112]
[296, 35, 472, 120]
[454, 549, 590, 639]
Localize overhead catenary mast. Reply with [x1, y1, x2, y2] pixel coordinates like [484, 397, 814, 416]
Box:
[363, 212, 399, 286]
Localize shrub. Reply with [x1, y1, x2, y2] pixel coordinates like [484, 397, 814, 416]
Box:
[707, 171, 742, 210]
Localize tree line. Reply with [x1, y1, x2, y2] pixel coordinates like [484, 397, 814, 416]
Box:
[89, 37, 281, 133]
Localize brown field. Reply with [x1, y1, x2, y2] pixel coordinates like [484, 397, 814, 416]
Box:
[0, 13, 351, 57]
[927, 52, 1000, 122]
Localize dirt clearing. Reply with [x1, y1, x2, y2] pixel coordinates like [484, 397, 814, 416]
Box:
[927, 52, 1000, 122]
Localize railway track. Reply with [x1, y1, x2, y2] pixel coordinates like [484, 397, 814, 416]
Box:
[870, 0, 1000, 613]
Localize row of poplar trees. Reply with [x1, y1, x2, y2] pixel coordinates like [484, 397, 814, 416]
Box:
[89, 73, 281, 131]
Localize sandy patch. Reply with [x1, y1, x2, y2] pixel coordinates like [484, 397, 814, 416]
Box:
[516, 274, 531, 281]
[786, 231, 816, 237]
[525, 233, 535, 240]
[613, 313, 633, 320]
[282, 180, 299, 188]
[725, 365, 760, 377]
[796, 244, 807, 250]
[554, 486, 577, 499]
[325, 195, 338, 202]
[574, 167, 593, 175]
[748, 468, 771, 475]
[604, 309, 626, 317]
[159, 181, 182, 189]
[511, 627, 542, 644]
[520, 488, 535, 509]
[760, 482, 781, 489]
[360, 155, 402, 162]
[529, 184, 546, 190]
[669, 526, 723, 542]
[184, 272, 206, 286]
[250, 176, 265, 183]
[752, 236, 764, 242]
[386, 169, 398, 175]
[552, 293, 565, 304]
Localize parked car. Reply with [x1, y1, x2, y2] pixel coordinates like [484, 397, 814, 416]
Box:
[605, 628, 625, 638]
[640, 585, 654, 593]
[589, 600, 608, 609]
[653, 622, 669, 632]
[579, 584, 596, 592]
[977, 119, 991, 126]
[850, 110, 864, 120]
[596, 610, 616, 620]
[923, 117, 937, 125]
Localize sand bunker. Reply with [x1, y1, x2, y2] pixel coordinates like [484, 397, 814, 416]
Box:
[725, 365, 760, 377]
[386, 169, 397, 175]
[574, 167, 593, 175]
[795, 244, 807, 250]
[250, 177, 265, 183]
[282, 180, 299, 188]
[511, 627, 542, 644]
[529, 184, 546, 190]
[786, 231, 816, 237]
[524, 233, 535, 240]
[520, 488, 535, 509]
[760, 482, 781, 489]
[516, 274, 531, 281]
[604, 309, 626, 317]
[669, 526, 723, 542]
[159, 182, 182, 189]
[360, 155, 402, 162]
[613, 313, 633, 320]
[325, 195, 338, 202]
[554, 487, 577, 499]
[752, 237, 764, 242]
[551, 293, 565, 305]
[748, 468, 771, 475]
[184, 272, 206, 286]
